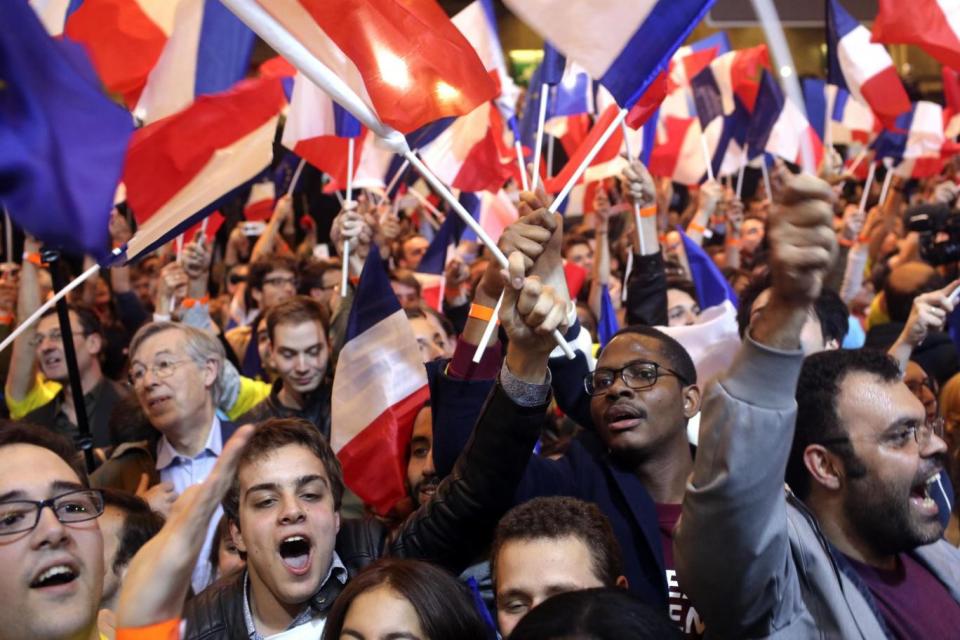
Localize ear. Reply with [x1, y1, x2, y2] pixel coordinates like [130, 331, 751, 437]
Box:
[615, 575, 629, 590]
[229, 519, 246, 554]
[334, 510, 341, 536]
[803, 444, 843, 492]
[202, 358, 218, 390]
[250, 287, 262, 305]
[85, 332, 103, 357]
[682, 384, 702, 419]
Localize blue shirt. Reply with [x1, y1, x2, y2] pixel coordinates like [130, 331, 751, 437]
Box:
[157, 416, 223, 593]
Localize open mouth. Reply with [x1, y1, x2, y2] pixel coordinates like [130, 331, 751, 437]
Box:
[42, 355, 63, 369]
[603, 405, 647, 432]
[909, 473, 941, 516]
[418, 480, 439, 500]
[30, 564, 78, 589]
[146, 396, 171, 410]
[278, 535, 313, 575]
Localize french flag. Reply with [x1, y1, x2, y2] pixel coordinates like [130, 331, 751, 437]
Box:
[597, 284, 620, 348]
[452, 0, 520, 121]
[873, 102, 946, 164]
[281, 73, 364, 188]
[679, 228, 738, 309]
[543, 105, 626, 194]
[332, 246, 431, 516]
[418, 102, 516, 193]
[747, 71, 824, 168]
[658, 33, 731, 120]
[415, 212, 466, 310]
[459, 190, 518, 245]
[505, 0, 716, 108]
[872, 0, 960, 70]
[690, 45, 771, 118]
[648, 116, 720, 185]
[229, 0, 496, 135]
[803, 79, 878, 145]
[133, 0, 255, 124]
[122, 77, 286, 261]
[243, 181, 275, 222]
[53, 0, 177, 108]
[826, 0, 911, 127]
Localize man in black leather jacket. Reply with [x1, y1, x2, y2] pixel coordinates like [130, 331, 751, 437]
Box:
[181, 248, 568, 639]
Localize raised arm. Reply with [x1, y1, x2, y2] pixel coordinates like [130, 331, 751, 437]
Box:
[5, 235, 42, 406]
[674, 174, 837, 637]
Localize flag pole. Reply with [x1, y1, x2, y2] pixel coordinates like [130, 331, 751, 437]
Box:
[546, 134, 555, 178]
[472, 290, 504, 364]
[407, 188, 443, 230]
[404, 149, 575, 359]
[286, 158, 306, 197]
[549, 108, 629, 214]
[878, 160, 895, 206]
[761, 160, 773, 203]
[847, 148, 868, 176]
[514, 139, 530, 191]
[384, 158, 410, 198]
[619, 119, 646, 252]
[858, 161, 878, 215]
[700, 134, 716, 183]
[341, 138, 356, 299]
[3, 208, 12, 264]
[531, 82, 550, 192]
[736, 143, 749, 200]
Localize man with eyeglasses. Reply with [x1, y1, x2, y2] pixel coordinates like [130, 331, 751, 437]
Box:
[20, 305, 129, 451]
[0, 423, 107, 640]
[675, 175, 960, 638]
[93, 321, 237, 594]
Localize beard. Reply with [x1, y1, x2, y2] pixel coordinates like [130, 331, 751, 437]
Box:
[844, 467, 944, 557]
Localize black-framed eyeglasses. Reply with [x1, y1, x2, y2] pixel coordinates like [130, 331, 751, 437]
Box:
[584, 360, 689, 396]
[228, 274, 247, 285]
[0, 489, 104, 536]
[819, 417, 945, 450]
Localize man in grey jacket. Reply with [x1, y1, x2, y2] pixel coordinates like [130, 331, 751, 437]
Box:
[675, 174, 960, 638]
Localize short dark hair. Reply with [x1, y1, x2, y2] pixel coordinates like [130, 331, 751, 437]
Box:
[0, 421, 88, 485]
[605, 325, 697, 386]
[298, 259, 341, 295]
[509, 588, 682, 640]
[491, 497, 623, 588]
[562, 234, 591, 257]
[248, 255, 298, 292]
[40, 303, 103, 338]
[788, 349, 901, 499]
[389, 269, 422, 296]
[265, 295, 330, 341]
[322, 558, 487, 640]
[223, 418, 344, 524]
[101, 489, 164, 575]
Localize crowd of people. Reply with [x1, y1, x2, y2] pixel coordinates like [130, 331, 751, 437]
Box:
[4, 149, 960, 640]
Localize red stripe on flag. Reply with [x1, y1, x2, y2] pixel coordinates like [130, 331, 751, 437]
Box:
[453, 105, 514, 193]
[860, 67, 912, 128]
[337, 385, 431, 516]
[731, 45, 770, 113]
[65, 0, 167, 108]
[124, 78, 286, 224]
[296, 0, 497, 134]
[873, 0, 960, 70]
[543, 105, 622, 194]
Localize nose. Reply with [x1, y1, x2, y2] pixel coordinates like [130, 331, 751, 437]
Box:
[605, 374, 635, 400]
[923, 431, 949, 458]
[278, 494, 305, 524]
[422, 451, 436, 478]
[31, 504, 69, 550]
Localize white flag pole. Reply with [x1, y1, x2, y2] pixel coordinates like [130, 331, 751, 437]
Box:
[384, 158, 410, 197]
[514, 139, 530, 191]
[286, 158, 306, 197]
[340, 137, 356, 298]
[549, 109, 629, 214]
[531, 83, 550, 192]
[878, 160, 895, 206]
[404, 150, 575, 360]
[761, 161, 773, 204]
[858, 161, 878, 215]
[619, 119, 646, 252]
[546, 134, 555, 178]
[471, 290, 504, 364]
[700, 133, 716, 183]
[3, 209, 12, 264]
[407, 188, 443, 230]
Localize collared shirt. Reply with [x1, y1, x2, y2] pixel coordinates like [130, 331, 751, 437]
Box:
[157, 416, 223, 594]
[242, 552, 348, 640]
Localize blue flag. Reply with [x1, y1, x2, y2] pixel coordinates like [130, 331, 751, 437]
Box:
[679, 228, 738, 310]
[0, 1, 133, 261]
[542, 42, 567, 85]
[598, 284, 620, 348]
[417, 211, 466, 276]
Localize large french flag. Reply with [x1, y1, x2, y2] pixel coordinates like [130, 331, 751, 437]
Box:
[281, 73, 364, 187]
[133, 0, 255, 124]
[872, 0, 960, 70]
[747, 71, 824, 168]
[236, 0, 496, 135]
[873, 102, 946, 164]
[332, 246, 431, 515]
[122, 77, 286, 260]
[504, 0, 716, 108]
[60, 0, 177, 108]
[826, 0, 911, 127]
[803, 79, 878, 145]
[543, 105, 626, 194]
[418, 102, 515, 193]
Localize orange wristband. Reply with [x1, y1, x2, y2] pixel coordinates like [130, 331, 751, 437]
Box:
[725, 237, 740, 248]
[181, 294, 210, 309]
[837, 237, 854, 248]
[639, 205, 657, 218]
[468, 303, 496, 322]
[688, 222, 705, 234]
[22, 252, 46, 268]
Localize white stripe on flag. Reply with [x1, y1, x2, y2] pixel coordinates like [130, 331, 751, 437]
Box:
[282, 73, 339, 147]
[135, 0, 203, 124]
[837, 28, 892, 102]
[138, 0, 180, 36]
[331, 309, 428, 453]
[125, 116, 278, 259]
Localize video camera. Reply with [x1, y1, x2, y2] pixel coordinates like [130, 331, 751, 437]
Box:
[905, 204, 960, 266]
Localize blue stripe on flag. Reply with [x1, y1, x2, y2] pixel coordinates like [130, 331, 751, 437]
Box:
[641, 108, 658, 165]
[542, 42, 566, 85]
[479, 0, 499, 33]
[689, 31, 731, 56]
[745, 71, 784, 160]
[333, 103, 363, 138]
[65, 0, 84, 19]
[679, 228, 738, 309]
[346, 244, 403, 340]
[871, 106, 914, 161]
[831, 87, 850, 123]
[690, 66, 725, 128]
[406, 117, 457, 150]
[417, 211, 465, 275]
[826, 0, 855, 89]
[194, 0, 255, 97]
[599, 0, 715, 108]
[457, 192, 482, 242]
[551, 71, 592, 118]
[598, 284, 620, 348]
[802, 78, 827, 142]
